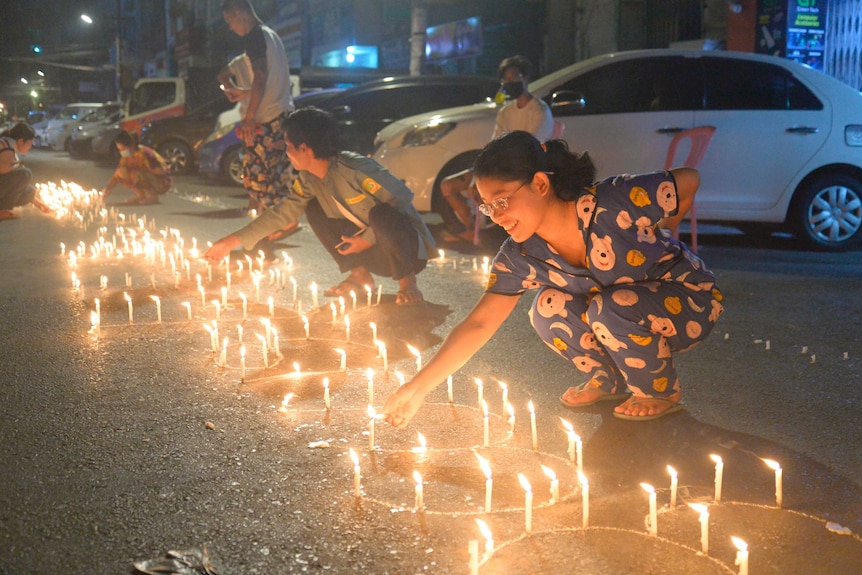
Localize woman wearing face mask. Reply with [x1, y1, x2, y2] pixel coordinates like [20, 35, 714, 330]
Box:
[0, 122, 53, 220]
[101, 130, 173, 205]
[440, 55, 554, 242]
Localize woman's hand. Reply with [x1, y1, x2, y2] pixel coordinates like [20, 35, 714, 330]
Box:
[383, 382, 429, 429]
[204, 235, 241, 263]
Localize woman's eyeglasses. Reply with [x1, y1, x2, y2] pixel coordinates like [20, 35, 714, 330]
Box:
[477, 180, 530, 217]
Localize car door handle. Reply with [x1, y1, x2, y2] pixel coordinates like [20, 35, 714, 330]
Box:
[656, 127, 685, 134]
[786, 126, 819, 134]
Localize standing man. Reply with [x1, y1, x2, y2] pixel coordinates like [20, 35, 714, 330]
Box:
[440, 55, 554, 242]
[205, 108, 435, 306]
[218, 0, 295, 245]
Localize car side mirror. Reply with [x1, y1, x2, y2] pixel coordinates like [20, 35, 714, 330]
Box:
[550, 90, 586, 115]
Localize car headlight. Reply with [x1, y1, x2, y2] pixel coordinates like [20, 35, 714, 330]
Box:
[401, 122, 457, 148]
[845, 125, 862, 146]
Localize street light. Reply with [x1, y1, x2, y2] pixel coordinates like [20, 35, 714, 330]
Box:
[79, 11, 120, 100]
[81, 14, 93, 24]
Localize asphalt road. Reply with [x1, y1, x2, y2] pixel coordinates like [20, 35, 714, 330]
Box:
[1, 150, 861, 574]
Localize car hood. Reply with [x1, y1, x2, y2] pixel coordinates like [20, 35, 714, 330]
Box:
[376, 101, 499, 140]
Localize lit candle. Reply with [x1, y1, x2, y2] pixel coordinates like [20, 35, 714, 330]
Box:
[379, 342, 388, 372]
[498, 380, 508, 413]
[330, 302, 337, 324]
[482, 400, 489, 448]
[237, 324, 244, 343]
[506, 403, 515, 434]
[437, 248, 445, 263]
[344, 314, 350, 342]
[268, 296, 274, 317]
[518, 473, 533, 534]
[710, 454, 724, 503]
[90, 310, 100, 338]
[762, 459, 783, 508]
[174, 271, 180, 288]
[407, 344, 422, 370]
[732, 537, 749, 575]
[310, 282, 318, 308]
[542, 465, 559, 504]
[447, 375, 454, 403]
[364, 284, 372, 307]
[413, 470, 424, 510]
[338, 295, 346, 318]
[476, 453, 492, 513]
[289, 276, 297, 305]
[474, 378, 484, 406]
[366, 368, 374, 404]
[350, 289, 356, 311]
[578, 470, 589, 529]
[212, 300, 221, 320]
[349, 448, 361, 497]
[256, 333, 268, 368]
[668, 465, 678, 509]
[199, 285, 206, 307]
[253, 273, 261, 303]
[94, 298, 101, 325]
[303, 315, 309, 339]
[150, 295, 161, 323]
[272, 328, 281, 359]
[641, 483, 658, 536]
[334, 348, 346, 370]
[219, 337, 228, 367]
[226, 271, 231, 291]
[124, 292, 133, 324]
[528, 400, 538, 451]
[323, 377, 331, 410]
[689, 503, 709, 555]
[376, 284, 382, 305]
[412, 432, 427, 461]
[367, 405, 377, 450]
[475, 519, 493, 559]
[240, 345, 246, 381]
[468, 540, 479, 575]
[180, 301, 190, 321]
[207, 261, 212, 283]
[369, 321, 377, 343]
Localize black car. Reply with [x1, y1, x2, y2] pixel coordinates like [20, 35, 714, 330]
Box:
[311, 75, 499, 155]
[139, 98, 234, 174]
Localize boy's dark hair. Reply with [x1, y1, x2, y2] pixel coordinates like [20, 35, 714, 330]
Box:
[283, 107, 339, 159]
[221, 0, 254, 15]
[2, 122, 36, 141]
[114, 130, 139, 149]
[497, 55, 532, 80]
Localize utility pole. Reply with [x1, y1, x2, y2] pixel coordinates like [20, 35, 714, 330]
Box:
[115, 0, 122, 100]
[409, 0, 427, 76]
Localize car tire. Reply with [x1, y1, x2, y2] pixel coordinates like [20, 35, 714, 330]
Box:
[157, 141, 194, 175]
[221, 147, 244, 187]
[432, 150, 482, 234]
[790, 173, 862, 251]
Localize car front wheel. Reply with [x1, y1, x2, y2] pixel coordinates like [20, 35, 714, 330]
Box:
[157, 141, 193, 175]
[791, 173, 862, 251]
[222, 147, 244, 186]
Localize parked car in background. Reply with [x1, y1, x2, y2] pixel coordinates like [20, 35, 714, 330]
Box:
[44, 102, 117, 151]
[373, 49, 862, 251]
[198, 89, 344, 186]
[90, 120, 123, 165]
[69, 106, 123, 158]
[139, 98, 234, 174]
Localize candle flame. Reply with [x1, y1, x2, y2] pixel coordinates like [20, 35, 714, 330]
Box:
[577, 470, 588, 486]
[640, 482, 655, 494]
[710, 454, 723, 465]
[731, 536, 748, 551]
[90, 311, 98, 325]
[293, 362, 301, 373]
[222, 337, 228, 349]
[124, 292, 131, 302]
[559, 417, 574, 432]
[762, 458, 781, 471]
[413, 470, 422, 484]
[541, 465, 557, 481]
[481, 399, 488, 417]
[475, 453, 492, 479]
[689, 503, 708, 515]
[149, 295, 159, 302]
[667, 465, 677, 478]
[240, 345, 246, 358]
[349, 448, 359, 466]
[323, 377, 329, 390]
[474, 377, 483, 389]
[239, 291, 247, 301]
[281, 392, 295, 407]
[416, 432, 426, 449]
[506, 403, 515, 417]
[406, 343, 421, 358]
[367, 404, 377, 418]
[475, 518, 493, 543]
[334, 348, 346, 358]
[517, 473, 532, 493]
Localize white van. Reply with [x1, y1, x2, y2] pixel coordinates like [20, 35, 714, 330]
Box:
[44, 103, 105, 151]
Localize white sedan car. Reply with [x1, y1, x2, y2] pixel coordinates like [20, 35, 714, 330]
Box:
[373, 49, 862, 250]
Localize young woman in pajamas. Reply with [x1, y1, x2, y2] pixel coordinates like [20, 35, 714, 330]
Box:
[384, 130, 723, 427]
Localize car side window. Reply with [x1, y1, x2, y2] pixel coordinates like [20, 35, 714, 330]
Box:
[702, 59, 822, 111]
[546, 57, 698, 116]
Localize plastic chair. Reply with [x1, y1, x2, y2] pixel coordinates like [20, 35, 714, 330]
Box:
[663, 125, 716, 254]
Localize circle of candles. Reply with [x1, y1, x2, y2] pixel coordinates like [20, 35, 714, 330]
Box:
[542, 465, 559, 504]
[578, 470, 589, 529]
[528, 400, 538, 451]
[349, 448, 361, 497]
[668, 465, 678, 508]
[641, 483, 658, 536]
[731, 536, 749, 575]
[762, 458, 783, 508]
[413, 470, 424, 510]
[475, 519, 493, 559]
[710, 454, 724, 503]
[689, 503, 709, 555]
[475, 453, 492, 512]
[518, 473, 533, 534]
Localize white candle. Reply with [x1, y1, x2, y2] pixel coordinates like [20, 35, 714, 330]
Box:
[289, 276, 297, 305]
[482, 400, 489, 448]
[124, 292, 133, 324]
[762, 459, 783, 508]
[641, 483, 658, 536]
[376, 284, 382, 305]
[323, 377, 331, 410]
[413, 470, 424, 510]
[475, 519, 493, 559]
[578, 470, 589, 529]
[212, 300, 221, 320]
[476, 453, 492, 513]
[272, 328, 281, 358]
[369, 321, 377, 343]
[668, 465, 678, 509]
[334, 348, 346, 370]
[219, 337, 228, 367]
[199, 285, 206, 307]
[182, 301, 191, 321]
[90, 310, 100, 339]
[303, 315, 309, 339]
[506, 403, 515, 434]
[350, 289, 356, 311]
[226, 271, 231, 291]
[367, 405, 377, 450]
[379, 342, 388, 372]
[240, 345, 246, 381]
[344, 314, 350, 342]
[237, 324, 244, 343]
[349, 448, 361, 497]
[689, 503, 709, 555]
[366, 368, 374, 404]
[710, 454, 724, 502]
[412, 432, 427, 460]
[518, 473, 532, 534]
[174, 271, 180, 288]
[468, 540, 479, 575]
[364, 284, 372, 306]
[447, 375, 453, 403]
[732, 537, 749, 575]
[310, 282, 318, 308]
[528, 400, 538, 451]
[330, 302, 337, 324]
[207, 261, 212, 283]
[542, 465, 559, 504]
[94, 298, 101, 326]
[498, 380, 508, 413]
[268, 296, 274, 317]
[407, 344, 422, 370]
[150, 295, 161, 323]
[474, 378, 483, 406]
[257, 333, 268, 368]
